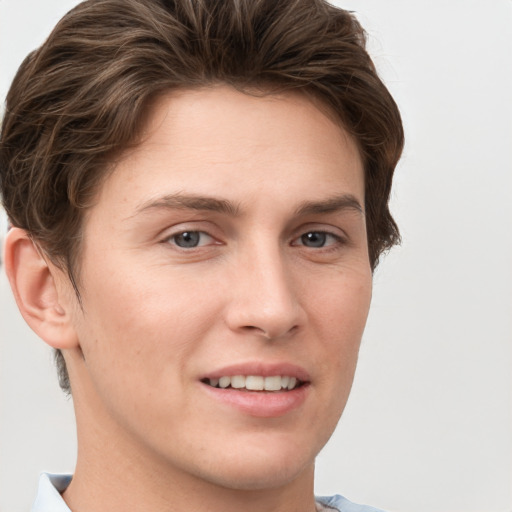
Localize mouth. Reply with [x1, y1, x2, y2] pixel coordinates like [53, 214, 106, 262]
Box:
[201, 375, 303, 392]
[199, 365, 310, 417]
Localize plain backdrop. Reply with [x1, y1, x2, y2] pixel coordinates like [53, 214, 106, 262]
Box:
[1, 1, 511, 511]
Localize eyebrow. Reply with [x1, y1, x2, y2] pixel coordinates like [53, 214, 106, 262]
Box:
[131, 192, 363, 220]
[132, 193, 241, 217]
[294, 194, 364, 217]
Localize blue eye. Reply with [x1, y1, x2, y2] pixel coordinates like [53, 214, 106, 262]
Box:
[170, 231, 211, 248]
[298, 231, 340, 248]
[301, 232, 327, 247]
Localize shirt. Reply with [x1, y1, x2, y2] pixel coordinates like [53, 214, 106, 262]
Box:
[31, 473, 386, 512]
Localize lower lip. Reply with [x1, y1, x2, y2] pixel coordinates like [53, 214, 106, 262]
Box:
[200, 383, 309, 418]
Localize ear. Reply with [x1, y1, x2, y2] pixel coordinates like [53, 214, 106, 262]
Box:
[4, 227, 79, 349]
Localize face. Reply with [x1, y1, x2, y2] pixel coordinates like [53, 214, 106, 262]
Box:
[64, 86, 372, 491]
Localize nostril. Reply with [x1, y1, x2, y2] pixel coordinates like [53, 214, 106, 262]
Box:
[243, 325, 270, 338]
[241, 324, 299, 340]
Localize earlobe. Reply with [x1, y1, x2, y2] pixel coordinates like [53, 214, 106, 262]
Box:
[4, 227, 79, 349]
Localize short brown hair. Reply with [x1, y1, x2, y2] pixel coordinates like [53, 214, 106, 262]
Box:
[0, 0, 404, 393]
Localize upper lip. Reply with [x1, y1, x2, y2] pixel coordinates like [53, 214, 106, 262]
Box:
[200, 362, 311, 382]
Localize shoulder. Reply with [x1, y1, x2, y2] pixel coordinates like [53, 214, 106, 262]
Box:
[316, 494, 387, 512]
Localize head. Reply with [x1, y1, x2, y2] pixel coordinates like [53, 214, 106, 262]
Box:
[1, 0, 403, 496]
[1, 0, 403, 393]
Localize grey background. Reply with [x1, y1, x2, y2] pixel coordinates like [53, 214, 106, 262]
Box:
[1, 1, 511, 511]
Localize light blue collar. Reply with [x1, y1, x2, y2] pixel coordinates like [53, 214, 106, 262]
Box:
[31, 473, 72, 512]
[31, 473, 384, 512]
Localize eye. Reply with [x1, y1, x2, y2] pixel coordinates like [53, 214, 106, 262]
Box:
[295, 231, 342, 248]
[167, 231, 214, 248]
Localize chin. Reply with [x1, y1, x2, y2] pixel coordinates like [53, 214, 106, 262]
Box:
[202, 459, 314, 492]
[186, 436, 318, 492]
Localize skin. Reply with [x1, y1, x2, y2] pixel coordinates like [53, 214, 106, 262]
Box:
[6, 86, 372, 512]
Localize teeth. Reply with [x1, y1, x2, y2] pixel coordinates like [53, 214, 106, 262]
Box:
[287, 377, 297, 390]
[207, 375, 301, 391]
[246, 376, 264, 390]
[231, 375, 246, 388]
[219, 376, 231, 388]
[264, 376, 282, 391]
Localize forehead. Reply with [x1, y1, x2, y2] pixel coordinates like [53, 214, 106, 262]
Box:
[141, 85, 356, 154]
[92, 85, 364, 218]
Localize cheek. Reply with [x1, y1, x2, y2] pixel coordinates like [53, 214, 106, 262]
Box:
[75, 262, 222, 389]
[310, 266, 372, 340]
[307, 269, 372, 396]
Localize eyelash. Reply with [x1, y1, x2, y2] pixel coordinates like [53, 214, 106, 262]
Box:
[164, 230, 216, 249]
[292, 231, 345, 250]
[163, 229, 346, 251]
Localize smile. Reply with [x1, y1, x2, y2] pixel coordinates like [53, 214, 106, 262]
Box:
[203, 375, 301, 391]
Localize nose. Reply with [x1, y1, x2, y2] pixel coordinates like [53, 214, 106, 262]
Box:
[224, 244, 304, 340]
